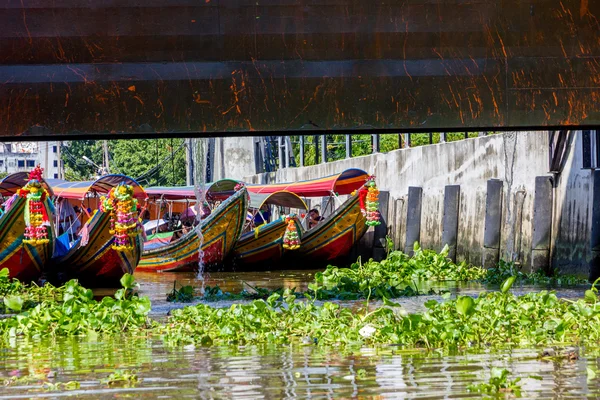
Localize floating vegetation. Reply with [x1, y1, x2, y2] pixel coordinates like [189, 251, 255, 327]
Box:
[308, 243, 476, 300]
[482, 259, 587, 286]
[158, 277, 600, 349]
[467, 368, 522, 397]
[0, 274, 152, 339]
[166, 282, 195, 303]
[101, 369, 141, 387]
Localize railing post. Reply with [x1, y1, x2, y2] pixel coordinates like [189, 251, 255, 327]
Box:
[283, 137, 290, 168]
[314, 135, 319, 165]
[372, 134, 380, 153]
[277, 136, 284, 170]
[404, 133, 411, 148]
[299, 135, 305, 167]
[440, 132, 447, 143]
[345, 134, 352, 158]
[320, 135, 327, 164]
[429, 133, 433, 145]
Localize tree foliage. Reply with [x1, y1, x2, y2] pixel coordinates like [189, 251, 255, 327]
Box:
[61, 139, 186, 185]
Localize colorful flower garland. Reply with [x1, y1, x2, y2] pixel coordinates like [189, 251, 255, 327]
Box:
[357, 176, 381, 227]
[100, 183, 140, 251]
[18, 166, 51, 245]
[282, 214, 301, 250]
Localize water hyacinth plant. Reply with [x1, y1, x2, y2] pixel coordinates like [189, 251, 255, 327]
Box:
[159, 276, 600, 349]
[0, 274, 152, 339]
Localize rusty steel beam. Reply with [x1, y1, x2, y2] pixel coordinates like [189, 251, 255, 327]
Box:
[1, 1, 600, 139]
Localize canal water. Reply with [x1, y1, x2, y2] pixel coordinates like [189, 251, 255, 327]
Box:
[0, 271, 597, 398]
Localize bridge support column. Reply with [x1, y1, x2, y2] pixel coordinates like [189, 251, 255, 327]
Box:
[531, 176, 553, 273]
[404, 186, 423, 256]
[441, 185, 460, 261]
[483, 179, 503, 268]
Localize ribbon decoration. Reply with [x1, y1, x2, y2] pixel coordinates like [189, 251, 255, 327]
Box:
[357, 175, 381, 227]
[282, 215, 301, 250]
[100, 183, 140, 251]
[18, 166, 51, 245]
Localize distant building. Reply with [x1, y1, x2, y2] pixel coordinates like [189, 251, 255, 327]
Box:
[0, 142, 62, 179]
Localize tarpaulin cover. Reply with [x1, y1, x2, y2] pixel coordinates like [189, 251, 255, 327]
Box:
[247, 168, 368, 198]
[249, 191, 307, 210]
[0, 172, 55, 197]
[50, 174, 147, 200]
[144, 179, 239, 201]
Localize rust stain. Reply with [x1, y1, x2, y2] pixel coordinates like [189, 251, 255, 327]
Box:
[128, 86, 136, 92]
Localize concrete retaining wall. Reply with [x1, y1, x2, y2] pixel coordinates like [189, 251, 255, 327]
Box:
[239, 131, 593, 276]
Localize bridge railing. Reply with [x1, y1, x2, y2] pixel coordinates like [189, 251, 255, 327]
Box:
[265, 132, 496, 171]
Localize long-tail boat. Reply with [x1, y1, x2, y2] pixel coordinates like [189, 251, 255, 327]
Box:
[0, 168, 55, 282]
[137, 181, 248, 272]
[50, 175, 147, 287]
[232, 191, 307, 268]
[247, 168, 376, 268]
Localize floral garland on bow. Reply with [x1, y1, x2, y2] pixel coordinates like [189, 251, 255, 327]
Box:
[282, 214, 301, 250]
[356, 175, 381, 227]
[100, 183, 140, 251]
[18, 166, 51, 245]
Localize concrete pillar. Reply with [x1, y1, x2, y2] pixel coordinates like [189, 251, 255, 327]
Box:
[483, 179, 503, 268]
[590, 170, 600, 281]
[277, 137, 284, 169]
[531, 176, 553, 272]
[372, 190, 389, 261]
[404, 186, 423, 255]
[440, 132, 447, 143]
[441, 185, 460, 261]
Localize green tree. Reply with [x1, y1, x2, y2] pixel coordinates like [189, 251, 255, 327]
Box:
[109, 139, 186, 186]
[61, 140, 104, 181]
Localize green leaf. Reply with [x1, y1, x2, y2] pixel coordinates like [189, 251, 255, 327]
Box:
[501, 276, 516, 294]
[4, 295, 24, 312]
[383, 297, 402, 307]
[456, 296, 475, 317]
[0, 268, 9, 278]
[120, 274, 136, 290]
[585, 289, 597, 304]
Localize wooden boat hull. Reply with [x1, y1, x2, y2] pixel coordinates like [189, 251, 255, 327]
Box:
[54, 210, 142, 287]
[232, 217, 303, 268]
[0, 196, 55, 282]
[138, 188, 248, 272]
[294, 194, 367, 267]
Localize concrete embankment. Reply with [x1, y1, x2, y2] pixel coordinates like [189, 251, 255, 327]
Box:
[240, 132, 595, 278]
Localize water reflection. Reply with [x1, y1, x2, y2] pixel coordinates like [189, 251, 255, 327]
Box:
[1, 337, 600, 398]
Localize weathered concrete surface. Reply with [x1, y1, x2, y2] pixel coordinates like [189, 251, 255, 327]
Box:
[242, 131, 593, 275]
[211, 137, 257, 181]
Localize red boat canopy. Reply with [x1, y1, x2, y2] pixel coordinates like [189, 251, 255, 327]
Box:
[0, 172, 54, 197]
[144, 179, 239, 201]
[247, 168, 369, 198]
[51, 174, 147, 201]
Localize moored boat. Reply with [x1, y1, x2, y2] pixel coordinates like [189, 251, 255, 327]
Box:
[247, 168, 375, 268]
[0, 167, 56, 282]
[232, 191, 307, 268]
[50, 175, 147, 287]
[138, 183, 248, 272]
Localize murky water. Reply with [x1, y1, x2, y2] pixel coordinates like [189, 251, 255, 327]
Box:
[2, 337, 600, 398]
[0, 271, 596, 398]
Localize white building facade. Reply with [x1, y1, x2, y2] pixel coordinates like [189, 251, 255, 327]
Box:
[0, 141, 62, 179]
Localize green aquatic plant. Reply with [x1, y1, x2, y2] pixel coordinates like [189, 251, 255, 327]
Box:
[482, 259, 586, 286]
[101, 369, 141, 387]
[166, 281, 195, 303]
[467, 368, 522, 397]
[0, 274, 152, 340]
[308, 243, 481, 300]
[159, 277, 600, 349]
